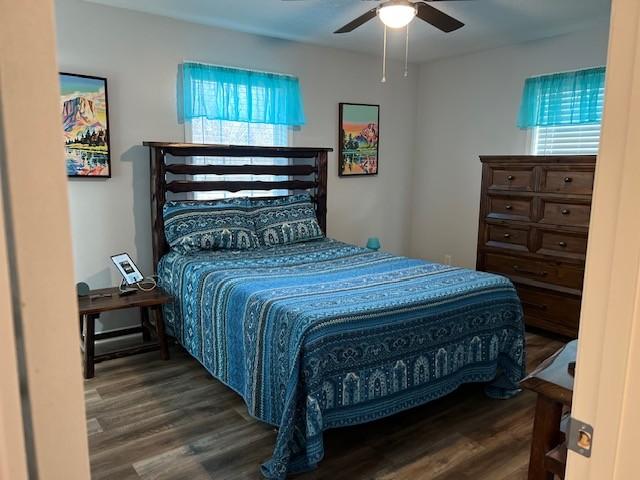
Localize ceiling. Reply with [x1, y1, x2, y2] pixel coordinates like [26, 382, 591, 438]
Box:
[84, 0, 611, 63]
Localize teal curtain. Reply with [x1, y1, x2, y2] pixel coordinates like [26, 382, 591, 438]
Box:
[182, 62, 305, 126]
[517, 67, 605, 129]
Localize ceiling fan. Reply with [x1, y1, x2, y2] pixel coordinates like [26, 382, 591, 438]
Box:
[334, 0, 468, 34]
[283, 0, 470, 81]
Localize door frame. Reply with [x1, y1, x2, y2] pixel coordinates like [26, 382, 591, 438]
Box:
[567, 0, 640, 478]
[0, 169, 28, 480]
[0, 0, 91, 478]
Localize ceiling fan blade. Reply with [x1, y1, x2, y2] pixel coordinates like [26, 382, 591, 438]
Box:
[416, 2, 464, 32]
[334, 8, 378, 34]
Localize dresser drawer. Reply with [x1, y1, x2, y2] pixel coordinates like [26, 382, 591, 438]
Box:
[485, 224, 529, 252]
[487, 196, 533, 222]
[540, 200, 591, 228]
[488, 166, 534, 192]
[484, 253, 584, 290]
[517, 285, 581, 337]
[542, 168, 595, 195]
[536, 229, 588, 259]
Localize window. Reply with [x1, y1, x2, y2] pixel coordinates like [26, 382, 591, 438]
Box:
[188, 117, 290, 200]
[181, 62, 304, 201]
[531, 81, 604, 155]
[519, 67, 605, 155]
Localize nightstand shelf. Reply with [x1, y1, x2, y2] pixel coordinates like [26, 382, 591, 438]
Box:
[78, 287, 171, 379]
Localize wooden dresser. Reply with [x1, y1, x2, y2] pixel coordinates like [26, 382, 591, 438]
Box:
[476, 155, 596, 337]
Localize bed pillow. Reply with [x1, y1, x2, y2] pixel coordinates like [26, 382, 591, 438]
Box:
[163, 198, 259, 253]
[250, 193, 324, 247]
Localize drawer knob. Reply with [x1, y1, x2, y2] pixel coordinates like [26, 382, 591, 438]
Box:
[564, 177, 573, 183]
[558, 241, 568, 247]
[503, 233, 511, 239]
[513, 265, 548, 277]
[561, 208, 570, 215]
[507, 175, 514, 181]
[505, 204, 513, 210]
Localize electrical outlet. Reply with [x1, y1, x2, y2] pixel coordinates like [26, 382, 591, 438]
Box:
[444, 254, 453, 265]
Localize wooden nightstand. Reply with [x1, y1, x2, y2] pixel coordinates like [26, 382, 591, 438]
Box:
[78, 287, 171, 379]
[521, 340, 576, 480]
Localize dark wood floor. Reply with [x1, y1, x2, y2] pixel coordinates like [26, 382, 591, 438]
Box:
[85, 333, 562, 480]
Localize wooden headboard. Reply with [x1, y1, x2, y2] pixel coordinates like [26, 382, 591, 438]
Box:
[143, 142, 332, 270]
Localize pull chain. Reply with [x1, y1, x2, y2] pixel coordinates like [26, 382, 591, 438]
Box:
[381, 24, 387, 83]
[404, 23, 410, 78]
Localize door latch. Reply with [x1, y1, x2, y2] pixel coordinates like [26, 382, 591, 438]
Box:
[567, 417, 594, 458]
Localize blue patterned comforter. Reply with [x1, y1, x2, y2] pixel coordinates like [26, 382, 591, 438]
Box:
[158, 238, 525, 479]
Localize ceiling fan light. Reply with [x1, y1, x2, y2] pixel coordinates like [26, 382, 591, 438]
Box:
[378, 4, 417, 29]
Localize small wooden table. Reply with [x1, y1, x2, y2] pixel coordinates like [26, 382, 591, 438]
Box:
[521, 340, 577, 480]
[78, 287, 171, 379]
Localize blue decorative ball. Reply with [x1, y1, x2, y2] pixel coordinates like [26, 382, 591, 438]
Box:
[366, 237, 381, 251]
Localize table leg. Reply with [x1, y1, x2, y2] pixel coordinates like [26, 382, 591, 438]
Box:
[151, 305, 169, 360]
[140, 306, 151, 342]
[528, 395, 564, 480]
[83, 313, 97, 379]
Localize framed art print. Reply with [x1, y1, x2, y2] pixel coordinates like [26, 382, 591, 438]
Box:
[338, 103, 379, 176]
[59, 72, 111, 177]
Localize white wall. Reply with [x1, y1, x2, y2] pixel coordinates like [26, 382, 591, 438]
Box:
[408, 22, 610, 269]
[55, 0, 611, 331]
[55, 0, 418, 330]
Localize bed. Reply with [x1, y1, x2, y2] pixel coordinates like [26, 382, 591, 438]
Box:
[144, 143, 526, 479]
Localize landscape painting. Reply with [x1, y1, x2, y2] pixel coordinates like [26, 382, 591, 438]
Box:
[59, 73, 111, 177]
[338, 103, 379, 176]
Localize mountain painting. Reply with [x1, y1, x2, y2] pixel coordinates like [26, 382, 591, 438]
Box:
[338, 103, 379, 176]
[59, 73, 111, 177]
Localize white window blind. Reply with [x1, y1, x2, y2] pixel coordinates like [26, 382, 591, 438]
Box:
[533, 123, 602, 155]
[532, 86, 604, 155]
[188, 117, 289, 200]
